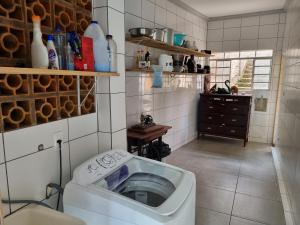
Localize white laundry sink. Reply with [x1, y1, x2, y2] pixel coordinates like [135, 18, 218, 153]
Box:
[4, 205, 86, 225]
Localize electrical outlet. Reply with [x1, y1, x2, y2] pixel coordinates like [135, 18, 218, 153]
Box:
[53, 131, 63, 148]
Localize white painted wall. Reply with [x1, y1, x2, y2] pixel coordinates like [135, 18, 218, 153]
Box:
[124, 0, 207, 150]
[206, 12, 286, 144]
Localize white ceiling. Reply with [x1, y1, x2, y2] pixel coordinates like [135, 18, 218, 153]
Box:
[179, 0, 286, 18]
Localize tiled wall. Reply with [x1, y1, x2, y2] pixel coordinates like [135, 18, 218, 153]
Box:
[207, 12, 286, 144]
[124, 0, 207, 150]
[0, 0, 127, 216]
[273, 0, 300, 224]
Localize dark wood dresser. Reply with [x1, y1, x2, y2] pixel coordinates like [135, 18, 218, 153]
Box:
[197, 94, 252, 146]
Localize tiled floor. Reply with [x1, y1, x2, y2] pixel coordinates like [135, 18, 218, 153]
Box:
[166, 136, 286, 225]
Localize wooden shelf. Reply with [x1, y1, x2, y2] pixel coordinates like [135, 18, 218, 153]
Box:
[126, 36, 212, 57]
[0, 67, 119, 77]
[126, 68, 210, 76]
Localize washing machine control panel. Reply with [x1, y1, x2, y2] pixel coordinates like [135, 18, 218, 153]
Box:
[73, 149, 133, 186]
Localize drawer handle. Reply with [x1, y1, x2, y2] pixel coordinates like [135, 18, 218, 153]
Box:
[230, 130, 236, 133]
[221, 103, 225, 106]
[232, 119, 237, 122]
[220, 114, 224, 117]
[233, 108, 238, 111]
[226, 99, 233, 102]
[207, 127, 212, 130]
[209, 106, 214, 109]
[208, 117, 212, 120]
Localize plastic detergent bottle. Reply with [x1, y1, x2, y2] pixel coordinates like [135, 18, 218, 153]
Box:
[31, 15, 49, 68]
[66, 43, 74, 70]
[47, 35, 59, 69]
[84, 21, 109, 71]
[106, 34, 117, 72]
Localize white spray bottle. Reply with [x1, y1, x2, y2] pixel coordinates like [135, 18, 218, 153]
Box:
[47, 35, 59, 69]
[31, 15, 49, 68]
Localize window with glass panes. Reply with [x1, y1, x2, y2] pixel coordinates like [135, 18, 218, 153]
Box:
[209, 50, 273, 91]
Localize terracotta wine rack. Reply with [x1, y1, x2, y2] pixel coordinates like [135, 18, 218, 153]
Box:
[0, 0, 91, 66]
[0, 0, 95, 132]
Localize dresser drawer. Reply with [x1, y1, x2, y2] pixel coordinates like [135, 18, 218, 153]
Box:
[198, 112, 226, 124]
[224, 126, 247, 138]
[225, 115, 248, 127]
[226, 104, 249, 115]
[223, 96, 251, 105]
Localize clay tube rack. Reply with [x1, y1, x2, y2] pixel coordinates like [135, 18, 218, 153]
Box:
[0, 67, 118, 131]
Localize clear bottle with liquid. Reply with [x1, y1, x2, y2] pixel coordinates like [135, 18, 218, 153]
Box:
[53, 26, 67, 70]
[106, 35, 117, 72]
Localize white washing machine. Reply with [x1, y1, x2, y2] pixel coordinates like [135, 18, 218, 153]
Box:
[63, 149, 196, 225]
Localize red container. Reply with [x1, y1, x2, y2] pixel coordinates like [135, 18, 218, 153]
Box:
[81, 36, 94, 71]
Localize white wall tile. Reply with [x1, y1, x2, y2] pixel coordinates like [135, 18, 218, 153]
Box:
[166, 11, 177, 30]
[156, 0, 166, 8]
[7, 144, 70, 207]
[111, 93, 127, 132]
[278, 24, 285, 37]
[166, 1, 177, 14]
[240, 39, 258, 50]
[279, 13, 286, 24]
[260, 14, 280, 25]
[241, 26, 259, 40]
[69, 133, 98, 172]
[98, 132, 111, 153]
[125, 13, 141, 34]
[241, 16, 259, 26]
[125, 0, 141, 17]
[258, 38, 278, 50]
[110, 54, 126, 93]
[224, 18, 241, 28]
[155, 6, 166, 26]
[207, 29, 223, 41]
[142, 0, 155, 21]
[259, 24, 279, 38]
[97, 94, 111, 132]
[207, 41, 223, 51]
[68, 113, 97, 140]
[0, 135, 4, 164]
[0, 164, 10, 216]
[223, 40, 240, 51]
[142, 19, 155, 28]
[112, 129, 127, 150]
[93, 7, 108, 34]
[208, 20, 223, 29]
[4, 120, 68, 161]
[108, 0, 124, 12]
[223, 27, 241, 41]
[108, 8, 125, 54]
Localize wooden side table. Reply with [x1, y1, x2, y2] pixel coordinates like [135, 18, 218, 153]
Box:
[127, 125, 172, 161]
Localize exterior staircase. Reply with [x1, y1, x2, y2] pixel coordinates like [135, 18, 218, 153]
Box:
[236, 60, 253, 91]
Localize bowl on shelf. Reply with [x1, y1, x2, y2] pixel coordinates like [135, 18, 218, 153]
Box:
[128, 28, 155, 38]
[173, 33, 186, 46]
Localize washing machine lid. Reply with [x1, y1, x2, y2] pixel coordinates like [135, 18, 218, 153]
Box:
[72, 149, 133, 186]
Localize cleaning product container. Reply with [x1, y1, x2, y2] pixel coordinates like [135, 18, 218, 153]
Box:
[31, 15, 49, 68]
[47, 35, 59, 69]
[84, 21, 109, 72]
[152, 65, 163, 88]
[53, 26, 67, 69]
[173, 33, 186, 46]
[106, 35, 117, 72]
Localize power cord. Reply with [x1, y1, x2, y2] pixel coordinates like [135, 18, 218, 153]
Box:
[56, 139, 62, 210]
[2, 140, 64, 211]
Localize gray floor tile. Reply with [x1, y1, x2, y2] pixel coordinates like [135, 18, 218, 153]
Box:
[239, 162, 276, 182]
[230, 216, 266, 225]
[237, 176, 281, 201]
[196, 207, 230, 225]
[196, 185, 235, 214]
[196, 168, 238, 191]
[232, 193, 285, 225]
